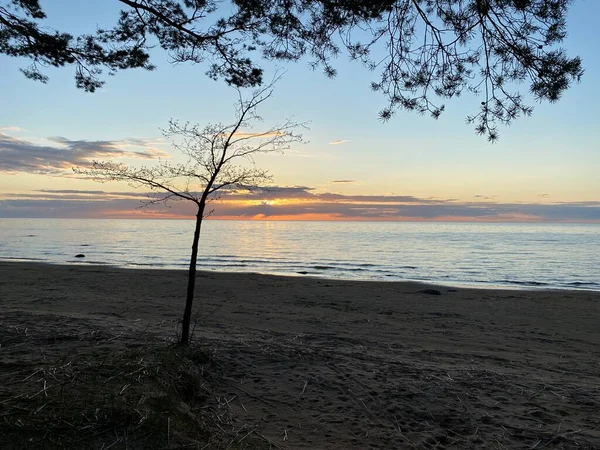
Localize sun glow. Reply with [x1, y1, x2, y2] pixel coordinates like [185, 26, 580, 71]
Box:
[245, 198, 297, 207]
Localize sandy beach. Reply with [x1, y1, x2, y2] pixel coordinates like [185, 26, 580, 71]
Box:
[1, 261, 599, 449]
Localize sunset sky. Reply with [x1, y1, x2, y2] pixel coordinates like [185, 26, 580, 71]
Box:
[1, 1, 599, 222]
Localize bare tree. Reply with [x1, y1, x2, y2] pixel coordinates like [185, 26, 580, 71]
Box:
[77, 80, 304, 345]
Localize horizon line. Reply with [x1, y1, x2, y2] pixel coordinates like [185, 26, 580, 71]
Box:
[1, 216, 599, 225]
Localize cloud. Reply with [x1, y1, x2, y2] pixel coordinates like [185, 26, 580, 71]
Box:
[3, 187, 599, 222]
[0, 133, 169, 174]
[0, 189, 197, 218]
[230, 131, 286, 139]
[330, 180, 358, 184]
[538, 193, 550, 197]
[328, 139, 350, 145]
[2, 190, 157, 203]
[212, 200, 600, 222]
[220, 186, 447, 205]
[38, 189, 108, 195]
[0, 126, 22, 132]
[226, 186, 316, 200]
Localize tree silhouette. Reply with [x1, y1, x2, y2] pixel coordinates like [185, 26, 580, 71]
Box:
[76, 80, 304, 345]
[1, 0, 583, 140]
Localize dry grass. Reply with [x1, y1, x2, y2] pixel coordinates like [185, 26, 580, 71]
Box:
[0, 320, 265, 450]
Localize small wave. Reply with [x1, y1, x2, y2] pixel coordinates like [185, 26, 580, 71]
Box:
[312, 265, 335, 270]
[0, 256, 44, 261]
[499, 280, 549, 287]
[198, 263, 249, 268]
[127, 262, 168, 267]
[200, 257, 284, 265]
[565, 281, 599, 287]
[237, 258, 289, 264]
[77, 260, 112, 265]
[315, 261, 377, 268]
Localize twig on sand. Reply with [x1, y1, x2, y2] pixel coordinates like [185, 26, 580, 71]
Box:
[528, 385, 546, 399]
[29, 379, 50, 399]
[300, 380, 308, 397]
[224, 395, 237, 410]
[229, 384, 276, 408]
[255, 431, 285, 450]
[21, 368, 43, 382]
[107, 334, 122, 342]
[0, 393, 24, 405]
[102, 436, 123, 450]
[540, 429, 583, 448]
[224, 426, 255, 450]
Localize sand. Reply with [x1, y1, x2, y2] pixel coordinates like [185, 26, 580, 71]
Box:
[1, 261, 599, 449]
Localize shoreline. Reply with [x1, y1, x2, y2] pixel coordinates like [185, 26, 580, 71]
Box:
[2, 261, 600, 448]
[2, 258, 598, 293]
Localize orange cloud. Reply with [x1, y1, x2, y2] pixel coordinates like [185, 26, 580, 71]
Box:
[3, 187, 599, 223]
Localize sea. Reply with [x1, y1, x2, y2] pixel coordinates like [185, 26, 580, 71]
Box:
[0, 218, 598, 291]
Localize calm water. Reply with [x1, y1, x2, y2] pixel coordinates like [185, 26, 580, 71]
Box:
[0, 219, 598, 291]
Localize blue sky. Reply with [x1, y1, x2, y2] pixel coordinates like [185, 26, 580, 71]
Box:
[0, 0, 599, 221]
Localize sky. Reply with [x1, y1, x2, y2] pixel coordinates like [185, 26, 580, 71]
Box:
[1, 0, 599, 222]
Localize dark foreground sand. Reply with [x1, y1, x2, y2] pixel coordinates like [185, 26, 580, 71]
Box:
[1, 261, 599, 449]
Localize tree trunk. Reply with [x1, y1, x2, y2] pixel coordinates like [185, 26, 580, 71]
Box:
[180, 207, 204, 346]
